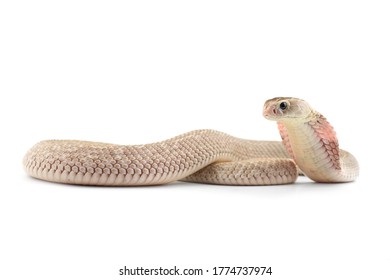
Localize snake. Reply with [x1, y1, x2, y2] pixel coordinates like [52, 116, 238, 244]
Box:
[23, 97, 359, 186]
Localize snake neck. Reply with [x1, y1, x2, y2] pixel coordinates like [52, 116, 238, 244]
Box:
[277, 112, 354, 182]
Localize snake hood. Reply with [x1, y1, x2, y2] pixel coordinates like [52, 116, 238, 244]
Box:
[263, 97, 359, 183]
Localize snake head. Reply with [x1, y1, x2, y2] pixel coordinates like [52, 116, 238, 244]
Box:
[263, 97, 312, 121]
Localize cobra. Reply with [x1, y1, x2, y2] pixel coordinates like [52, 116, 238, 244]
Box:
[23, 97, 359, 186]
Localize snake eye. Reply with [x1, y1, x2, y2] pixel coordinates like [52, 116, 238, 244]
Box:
[279, 101, 288, 111]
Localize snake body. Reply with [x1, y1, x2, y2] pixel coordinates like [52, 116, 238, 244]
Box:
[23, 97, 359, 186]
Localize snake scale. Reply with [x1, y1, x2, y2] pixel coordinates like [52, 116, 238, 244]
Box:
[23, 97, 359, 186]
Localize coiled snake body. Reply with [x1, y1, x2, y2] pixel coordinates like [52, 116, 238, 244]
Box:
[23, 98, 359, 186]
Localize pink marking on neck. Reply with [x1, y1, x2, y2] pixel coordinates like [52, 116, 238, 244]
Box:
[308, 115, 341, 170]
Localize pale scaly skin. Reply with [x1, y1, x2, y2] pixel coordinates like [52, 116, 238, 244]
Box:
[263, 97, 359, 182]
[23, 97, 359, 186]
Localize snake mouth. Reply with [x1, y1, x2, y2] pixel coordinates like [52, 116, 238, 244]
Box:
[262, 105, 279, 120]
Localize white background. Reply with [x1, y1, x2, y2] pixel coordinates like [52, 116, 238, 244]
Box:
[1, 1, 389, 279]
